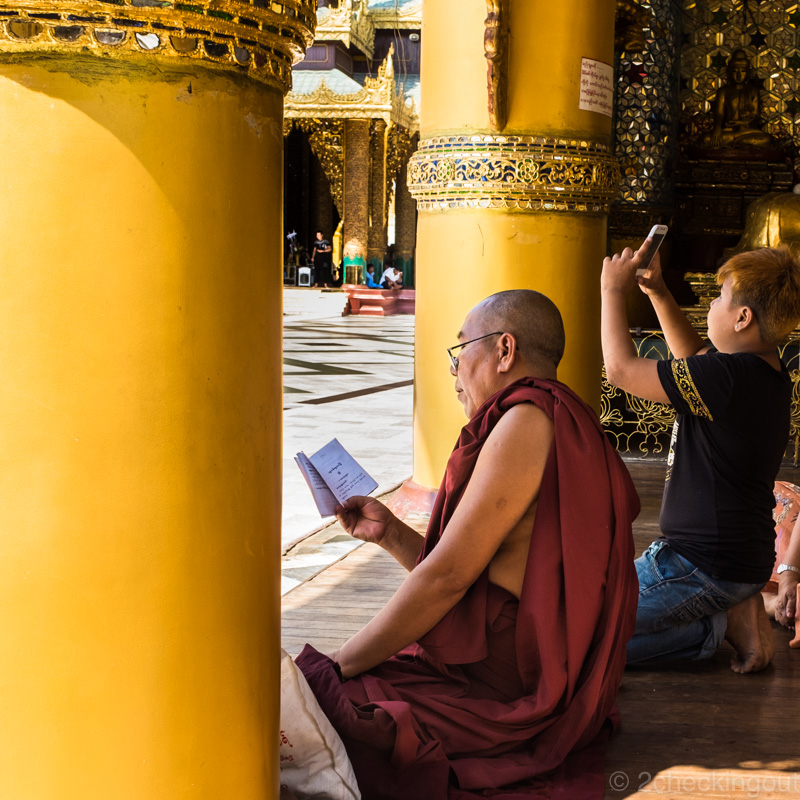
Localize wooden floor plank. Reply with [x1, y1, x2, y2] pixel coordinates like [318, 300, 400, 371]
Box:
[281, 459, 800, 800]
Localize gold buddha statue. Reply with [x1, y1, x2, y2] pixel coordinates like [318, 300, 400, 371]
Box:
[698, 49, 779, 151]
[726, 192, 800, 256]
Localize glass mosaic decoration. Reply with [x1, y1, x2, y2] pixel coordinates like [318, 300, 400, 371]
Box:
[614, 0, 682, 205]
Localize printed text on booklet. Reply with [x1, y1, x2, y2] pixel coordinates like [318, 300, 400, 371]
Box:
[295, 438, 378, 517]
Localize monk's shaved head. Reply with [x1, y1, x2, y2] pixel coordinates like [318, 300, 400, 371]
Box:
[475, 289, 565, 368]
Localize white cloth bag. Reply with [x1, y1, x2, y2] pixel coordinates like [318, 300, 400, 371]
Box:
[279, 649, 361, 800]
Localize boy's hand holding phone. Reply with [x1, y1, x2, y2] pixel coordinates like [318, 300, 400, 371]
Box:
[602, 247, 637, 294]
[634, 224, 667, 276]
[636, 247, 668, 298]
[602, 224, 669, 296]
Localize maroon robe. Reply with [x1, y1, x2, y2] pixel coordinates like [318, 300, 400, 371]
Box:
[297, 378, 639, 799]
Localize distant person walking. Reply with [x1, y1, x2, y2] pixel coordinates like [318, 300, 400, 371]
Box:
[312, 230, 333, 288]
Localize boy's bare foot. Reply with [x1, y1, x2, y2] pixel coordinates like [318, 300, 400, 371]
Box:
[726, 593, 776, 673]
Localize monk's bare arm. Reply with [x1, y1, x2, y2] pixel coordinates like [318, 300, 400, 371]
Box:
[331, 404, 554, 679]
[336, 496, 424, 571]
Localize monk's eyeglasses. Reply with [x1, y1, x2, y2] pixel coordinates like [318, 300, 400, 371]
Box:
[447, 332, 504, 371]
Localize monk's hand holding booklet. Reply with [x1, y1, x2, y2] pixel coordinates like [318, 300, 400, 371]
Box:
[295, 438, 378, 517]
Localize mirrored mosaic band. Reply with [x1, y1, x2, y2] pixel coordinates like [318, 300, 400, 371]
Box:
[407, 134, 620, 214]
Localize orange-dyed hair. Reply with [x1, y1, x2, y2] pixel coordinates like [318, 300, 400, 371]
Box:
[717, 245, 800, 344]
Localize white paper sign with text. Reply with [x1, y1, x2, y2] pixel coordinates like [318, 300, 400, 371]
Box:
[579, 57, 614, 117]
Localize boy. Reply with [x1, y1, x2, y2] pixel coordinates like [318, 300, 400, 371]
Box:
[601, 240, 800, 673]
[364, 264, 382, 289]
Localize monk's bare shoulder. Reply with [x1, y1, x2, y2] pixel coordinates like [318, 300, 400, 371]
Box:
[481, 402, 554, 471]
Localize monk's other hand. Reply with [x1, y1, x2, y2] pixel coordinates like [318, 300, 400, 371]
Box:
[775, 571, 799, 627]
[336, 495, 397, 546]
[602, 242, 650, 295]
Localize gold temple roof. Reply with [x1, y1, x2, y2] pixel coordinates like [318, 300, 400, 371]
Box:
[286, 46, 418, 129]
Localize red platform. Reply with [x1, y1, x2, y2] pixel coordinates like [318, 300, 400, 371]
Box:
[342, 285, 415, 316]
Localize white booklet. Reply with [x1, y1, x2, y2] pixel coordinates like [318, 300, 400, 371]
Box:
[294, 438, 378, 517]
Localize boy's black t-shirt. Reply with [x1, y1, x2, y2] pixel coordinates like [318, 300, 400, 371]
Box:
[656, 350, 791, 584]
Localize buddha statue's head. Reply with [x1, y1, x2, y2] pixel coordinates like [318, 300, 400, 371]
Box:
[727, 49, 751, 86]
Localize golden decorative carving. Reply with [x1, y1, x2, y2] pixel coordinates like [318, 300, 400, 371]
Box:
[0, 0, 315, 92]
[315, 0, 373, 59]
[682, 272, 718, 329]
[407, 135, 620, 213]
[285, 45, 417, 130]
[781, 342, 800, 464]
[600, 330, 676, 455]
[295, 118, 344, 216]
[602, 380, 676, 455]
[484, 0, 508, 132]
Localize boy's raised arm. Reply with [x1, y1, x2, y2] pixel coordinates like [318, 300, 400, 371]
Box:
[636, 248, 706, 359]
[601, 242, 670, 403]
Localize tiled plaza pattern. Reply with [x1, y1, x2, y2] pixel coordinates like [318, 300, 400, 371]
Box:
[281, 288, 414, 593]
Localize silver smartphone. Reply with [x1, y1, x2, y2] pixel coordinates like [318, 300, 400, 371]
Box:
[636, 224, 668, 277]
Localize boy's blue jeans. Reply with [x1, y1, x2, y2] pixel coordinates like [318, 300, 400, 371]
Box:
[627, 540, 765, 665]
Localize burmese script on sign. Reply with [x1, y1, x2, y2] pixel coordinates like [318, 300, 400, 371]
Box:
[579, 57, 614, 117]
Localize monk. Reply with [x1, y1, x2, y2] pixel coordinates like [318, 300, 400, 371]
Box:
[295, 290, 640, 800]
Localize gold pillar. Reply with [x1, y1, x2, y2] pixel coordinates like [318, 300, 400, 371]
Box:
[368, 118, 388, 270]
[343, 118, 370, 283]
[395, 133, 419, 285]
[408, 0, 618, 489]
[0, 2, 314, 797]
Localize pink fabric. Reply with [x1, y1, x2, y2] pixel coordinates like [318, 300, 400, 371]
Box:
[297, 378, 640, 799]
[769, 482, 800, 647]
[770, 481, 800, 589]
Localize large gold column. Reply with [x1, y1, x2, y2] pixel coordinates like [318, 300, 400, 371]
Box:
[0, 3, 314, 798]
[343, 118, 370, 283]
[407, 0, 618, 489]
[368, 118, 388, 270]
[395, 133, 419, 285]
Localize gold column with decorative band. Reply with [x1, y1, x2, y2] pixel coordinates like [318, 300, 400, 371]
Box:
[343, 117, 370, 283]
[408, 134, 619, 213]
[0, 0, 315, 91]
[406, 0, 617, 493]
[0, 3, 313, 798]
